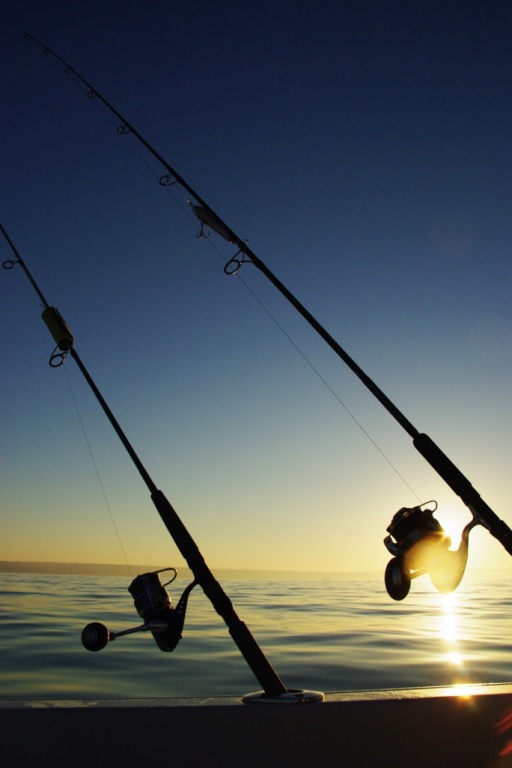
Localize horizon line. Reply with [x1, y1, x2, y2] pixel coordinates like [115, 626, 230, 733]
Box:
[0, 560, 509, 580]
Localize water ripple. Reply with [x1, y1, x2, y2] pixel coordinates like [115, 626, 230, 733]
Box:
[1, 573, 512, 698]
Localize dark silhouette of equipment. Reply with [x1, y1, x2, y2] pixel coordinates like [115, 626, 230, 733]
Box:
[81, 568, 197, 652]
[383, 502, 484, 600]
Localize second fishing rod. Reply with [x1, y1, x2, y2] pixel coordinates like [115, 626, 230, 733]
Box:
[23, 32, 512, 559]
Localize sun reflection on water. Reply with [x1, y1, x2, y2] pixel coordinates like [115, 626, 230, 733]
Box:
[446, 650, 463, 666]
[440, 592, 458, 644]
[438, 590, 470, 686]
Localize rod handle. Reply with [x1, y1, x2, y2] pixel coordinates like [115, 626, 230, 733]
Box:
[414, 433, 512, 553]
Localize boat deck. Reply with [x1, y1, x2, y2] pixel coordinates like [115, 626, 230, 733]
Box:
[3, 683, 512, 767]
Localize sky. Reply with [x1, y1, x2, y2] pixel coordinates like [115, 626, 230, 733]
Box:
[1, 1, 511, 581]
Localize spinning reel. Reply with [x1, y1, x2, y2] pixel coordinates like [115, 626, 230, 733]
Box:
[82, 568, 197, 652]
[384, 501, 484, 600]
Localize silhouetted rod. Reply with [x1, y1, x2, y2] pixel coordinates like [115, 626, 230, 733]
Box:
[23, 34, 512, 555]
[1, 223, 287, 697]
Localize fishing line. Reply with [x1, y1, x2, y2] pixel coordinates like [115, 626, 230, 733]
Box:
[24, 33, 420, 498]
[62, 364, 133, 577]
[45, 56, 206, 235]
[119, 132, 199, 226]
[63, 99, 420, 495]
[230, 273, 422, 500]
[5, 224, 417, 496]
[174, 231, 422, 497]
[3, 226, 135, 570]
[2, 225, 297, 698]
[23, 34, 512, 564]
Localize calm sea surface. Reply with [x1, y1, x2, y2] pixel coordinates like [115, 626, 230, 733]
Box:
[1, 572, 511, 699]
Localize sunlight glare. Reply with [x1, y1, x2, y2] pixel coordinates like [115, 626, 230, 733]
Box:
[440, 592, 458, 643]
[438, 591, 466, 674]
[437, 508, 466, 550]
[451, 684, 474, 699]
[446, 651, 463, 666]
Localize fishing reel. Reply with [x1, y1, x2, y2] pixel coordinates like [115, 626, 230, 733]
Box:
[81, 568, 197, 652]
[383, 501, 484, 600]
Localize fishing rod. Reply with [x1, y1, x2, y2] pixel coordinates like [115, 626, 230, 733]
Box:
[23, 34, 512, 594]
[1, 222, 322, 703]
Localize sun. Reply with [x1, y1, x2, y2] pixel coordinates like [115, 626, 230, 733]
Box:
[437, 506, 473, 551]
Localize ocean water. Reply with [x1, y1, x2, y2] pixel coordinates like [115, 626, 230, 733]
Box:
[1, 571, 511, 700]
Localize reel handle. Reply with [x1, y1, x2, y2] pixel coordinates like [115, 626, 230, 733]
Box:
[81, 622, 110, 652]
[81, 573, 197, 652]
[81, 619, 169, 651]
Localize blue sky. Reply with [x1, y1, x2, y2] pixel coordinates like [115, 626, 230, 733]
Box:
[1, 1, 511, 578]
